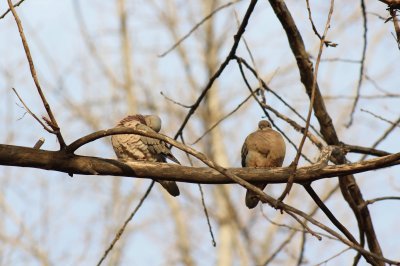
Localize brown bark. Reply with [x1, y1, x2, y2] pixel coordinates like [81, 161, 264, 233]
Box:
[1, 144, 398, 184]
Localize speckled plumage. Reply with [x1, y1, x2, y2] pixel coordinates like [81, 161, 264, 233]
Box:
[241, 120, 286, 208]
[111, 114, 180, 196]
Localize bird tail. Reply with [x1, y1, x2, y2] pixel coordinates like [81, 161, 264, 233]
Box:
[158, 180, 180, 197]
[245, 190, 260, 209]
[165, 153, 180, 164]
[245, 184, 267, 209]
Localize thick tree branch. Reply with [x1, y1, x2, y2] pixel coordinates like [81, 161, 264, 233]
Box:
[267, 0, 384, 261]
[0, 144, 398, 184]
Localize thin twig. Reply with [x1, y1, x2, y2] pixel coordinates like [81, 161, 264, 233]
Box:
[12, 88, 55, 133]
[197, 184, 216, 247]
[342, 143, 391, 157]
[361, 196, 400, 208]
[235, 56, 323, 139]
[191, 89, 256, 145]
[278, 0, 335, 202]
[234, 10, 266, 103]
[365, 74, 393, 94]
[361, 108, 400, 127]
[160, 91, 192, 108]
[0, 0, 25, 19]
[262, 232, 294, 265]
[309, 55, 360, 63]
[324, 94, 400, 100]
[314, 248, 351, 266]
[178, 134, 216, 247]
[305, 0, 323, 39]
[96, 181, 155, 266]
[261, 103, 325, 150]
[286, 211, 321, 240]
[346, 0, 368, 127]
[370, 116, 400, 150]
[7, 0, 66, 148]
[180, 135, 216, 247]
[173, 0, 258, 141]
[296, 230, 306, 266]
[159, 0, 242, 57]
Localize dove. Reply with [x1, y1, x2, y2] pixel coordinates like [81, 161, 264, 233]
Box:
[241, 120, 286, 208]
[111, 114, 180, 196]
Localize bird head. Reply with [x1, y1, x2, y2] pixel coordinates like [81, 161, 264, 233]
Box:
[144, 115, 162, 132]
[258, 120, 271, 130]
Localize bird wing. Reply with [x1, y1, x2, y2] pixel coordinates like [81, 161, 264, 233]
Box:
[136, 124, 180, 164]
[241, 138, 249, 167]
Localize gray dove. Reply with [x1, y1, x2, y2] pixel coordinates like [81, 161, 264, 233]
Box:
[241, 120, 286, 208]
[111, 114, 180, 196]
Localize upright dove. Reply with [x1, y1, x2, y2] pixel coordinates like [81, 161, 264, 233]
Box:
[111, 114, 180, 196]
[241, 120, 286, 208]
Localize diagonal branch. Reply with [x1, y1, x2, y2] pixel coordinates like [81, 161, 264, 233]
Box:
[12, 88, 55, 134]
[7, 0, 66, 148]
[173, 0, 258, 140]
[0, 0, 25, 19]
[159, 0, 242, 57]
[277, 0, 335, 202]
[267, 0, 384, 262]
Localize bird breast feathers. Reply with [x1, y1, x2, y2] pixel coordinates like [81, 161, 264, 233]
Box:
[245, 130, 285, 157]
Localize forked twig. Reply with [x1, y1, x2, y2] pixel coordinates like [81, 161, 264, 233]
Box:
[278, 0, 335, 202]
[7, 0, 66, 148]
[12, 88, 55, 133]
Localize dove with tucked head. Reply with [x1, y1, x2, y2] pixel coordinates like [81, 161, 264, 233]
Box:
[111, 114, 180, 196]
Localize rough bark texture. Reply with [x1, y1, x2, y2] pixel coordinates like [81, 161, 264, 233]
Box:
[1, 144, 398, 184]
[268, 0, 384, 262]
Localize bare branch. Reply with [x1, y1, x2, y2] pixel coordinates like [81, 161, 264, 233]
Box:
[173, 0, 258, 141]
[278, 0, 335, 202]
[0, 0, 25, 19]
[362, 196, 400, 208]
[159, 0, 242, 57]
[12, 88, 55, 134]
[346, 0, 368, 127]
[191, 90, 256, 145]
[198, 184, 216, 247]
[1, 142, 399, 185]
[267, 0, 384, 260]
[361, 108, 400, 127]
[342, 143, 391, 157]
[235, 56, 323, 139]
[97, 181, 154, 266]
[160, 91, 192, 108]
[7, 0, 66, 148]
